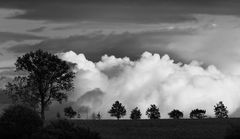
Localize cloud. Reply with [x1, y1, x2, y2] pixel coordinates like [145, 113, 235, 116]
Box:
[27, 26, 46, 33]
[6, 30, 193, 62]
[6, 14, 240, 75]
[0, 32, 46, 43]
[59, 51, 240, 119]
[2, 0, 240, 24]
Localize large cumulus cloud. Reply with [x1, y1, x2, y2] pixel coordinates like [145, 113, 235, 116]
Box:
[59, 51, 240, 119]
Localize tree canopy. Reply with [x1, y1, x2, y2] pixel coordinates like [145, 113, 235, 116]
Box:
[5, 49, 75, 120]
[168, 109, 183, 119]
[214, 101, 228, 118]
[190, 109, 206, 119]
[146, 104, 160, 119]
[108, 101, 126, 120]
[130, 107, 142, 120]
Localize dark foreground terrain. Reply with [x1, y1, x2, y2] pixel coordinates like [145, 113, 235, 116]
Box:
[73, 118, 240, 139]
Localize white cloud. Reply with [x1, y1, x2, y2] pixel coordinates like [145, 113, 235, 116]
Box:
[60, 51, 240, 119]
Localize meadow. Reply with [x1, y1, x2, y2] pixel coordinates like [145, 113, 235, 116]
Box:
[73, 118, 240, 139]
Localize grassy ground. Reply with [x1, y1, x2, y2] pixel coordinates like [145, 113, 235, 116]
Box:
[72, 118, 240, 139]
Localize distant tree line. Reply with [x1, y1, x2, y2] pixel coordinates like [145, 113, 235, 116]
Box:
[108, 100, 229, 120]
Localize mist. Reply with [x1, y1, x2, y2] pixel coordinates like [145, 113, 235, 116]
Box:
[58, 51, 240, 119]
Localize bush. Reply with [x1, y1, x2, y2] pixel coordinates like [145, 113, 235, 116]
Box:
[64, 106, 77, 118]
[32, 119, 101, 139]
[0, 105, 43, 139]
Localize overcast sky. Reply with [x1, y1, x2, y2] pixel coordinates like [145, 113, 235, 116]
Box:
[3, 0, 240, 118]
[0, 0, 240, 73]
[0, 0, 240, 72]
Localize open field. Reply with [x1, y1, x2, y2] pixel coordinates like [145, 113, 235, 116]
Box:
[72, 118, 240, 139]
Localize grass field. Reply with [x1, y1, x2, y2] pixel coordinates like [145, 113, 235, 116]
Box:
[72, 118, 240, 139]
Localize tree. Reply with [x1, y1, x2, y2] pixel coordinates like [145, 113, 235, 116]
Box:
[190, 109, 206, 119]
[77, 112, 81, 119]
[168, 109, 183, 119]
[130, 107, 142, 120]
[56, 112, 61, 119]
[96, 112, 101, 120]
[5, 76, 39, 110]
[64, 106, 77, 118]
[5, 49, 75, 120]
[108, 101, 126, 120]
[214, 101, 228, 118]
[146, 104, 160, 119]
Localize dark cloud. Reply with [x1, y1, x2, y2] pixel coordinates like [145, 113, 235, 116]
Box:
[27, 26, 46, 33]
[6, 30, 194, 62]
[0, 32, 47, 43]
[2, 0, 240, 23]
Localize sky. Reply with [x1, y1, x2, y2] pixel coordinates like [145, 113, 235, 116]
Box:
[2, 0, 240, 118]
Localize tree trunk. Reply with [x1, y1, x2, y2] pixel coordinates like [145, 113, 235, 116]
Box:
[41, 99, 45, 120]
[39, 82, 45, 120]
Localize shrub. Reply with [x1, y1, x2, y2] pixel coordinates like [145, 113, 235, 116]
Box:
[64, 106, 77, 118]
[0, 105, 43, 139]
[32, 119, 101, 139]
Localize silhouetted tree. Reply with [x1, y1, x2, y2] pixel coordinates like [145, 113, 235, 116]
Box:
[77, 112, 81, 119]
[108, 101, 126, 120]
[5, 76, 39, 110]
[168, 109, 183, 119]
[64, 106, 77, 118]
[56, 112, 61, 119]
[146, 104, 160, 119]
[5, 50, 75, 120]
[130, 107, 142, 120]
[190, 109, 206, 119]
[97, 112, 101, 120]
[0, 105, 43, 138]
[214, 101, 228, 118]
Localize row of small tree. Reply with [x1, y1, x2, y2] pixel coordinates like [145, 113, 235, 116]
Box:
[108, 101, 229, 120]
[63, 106, 101, 120]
